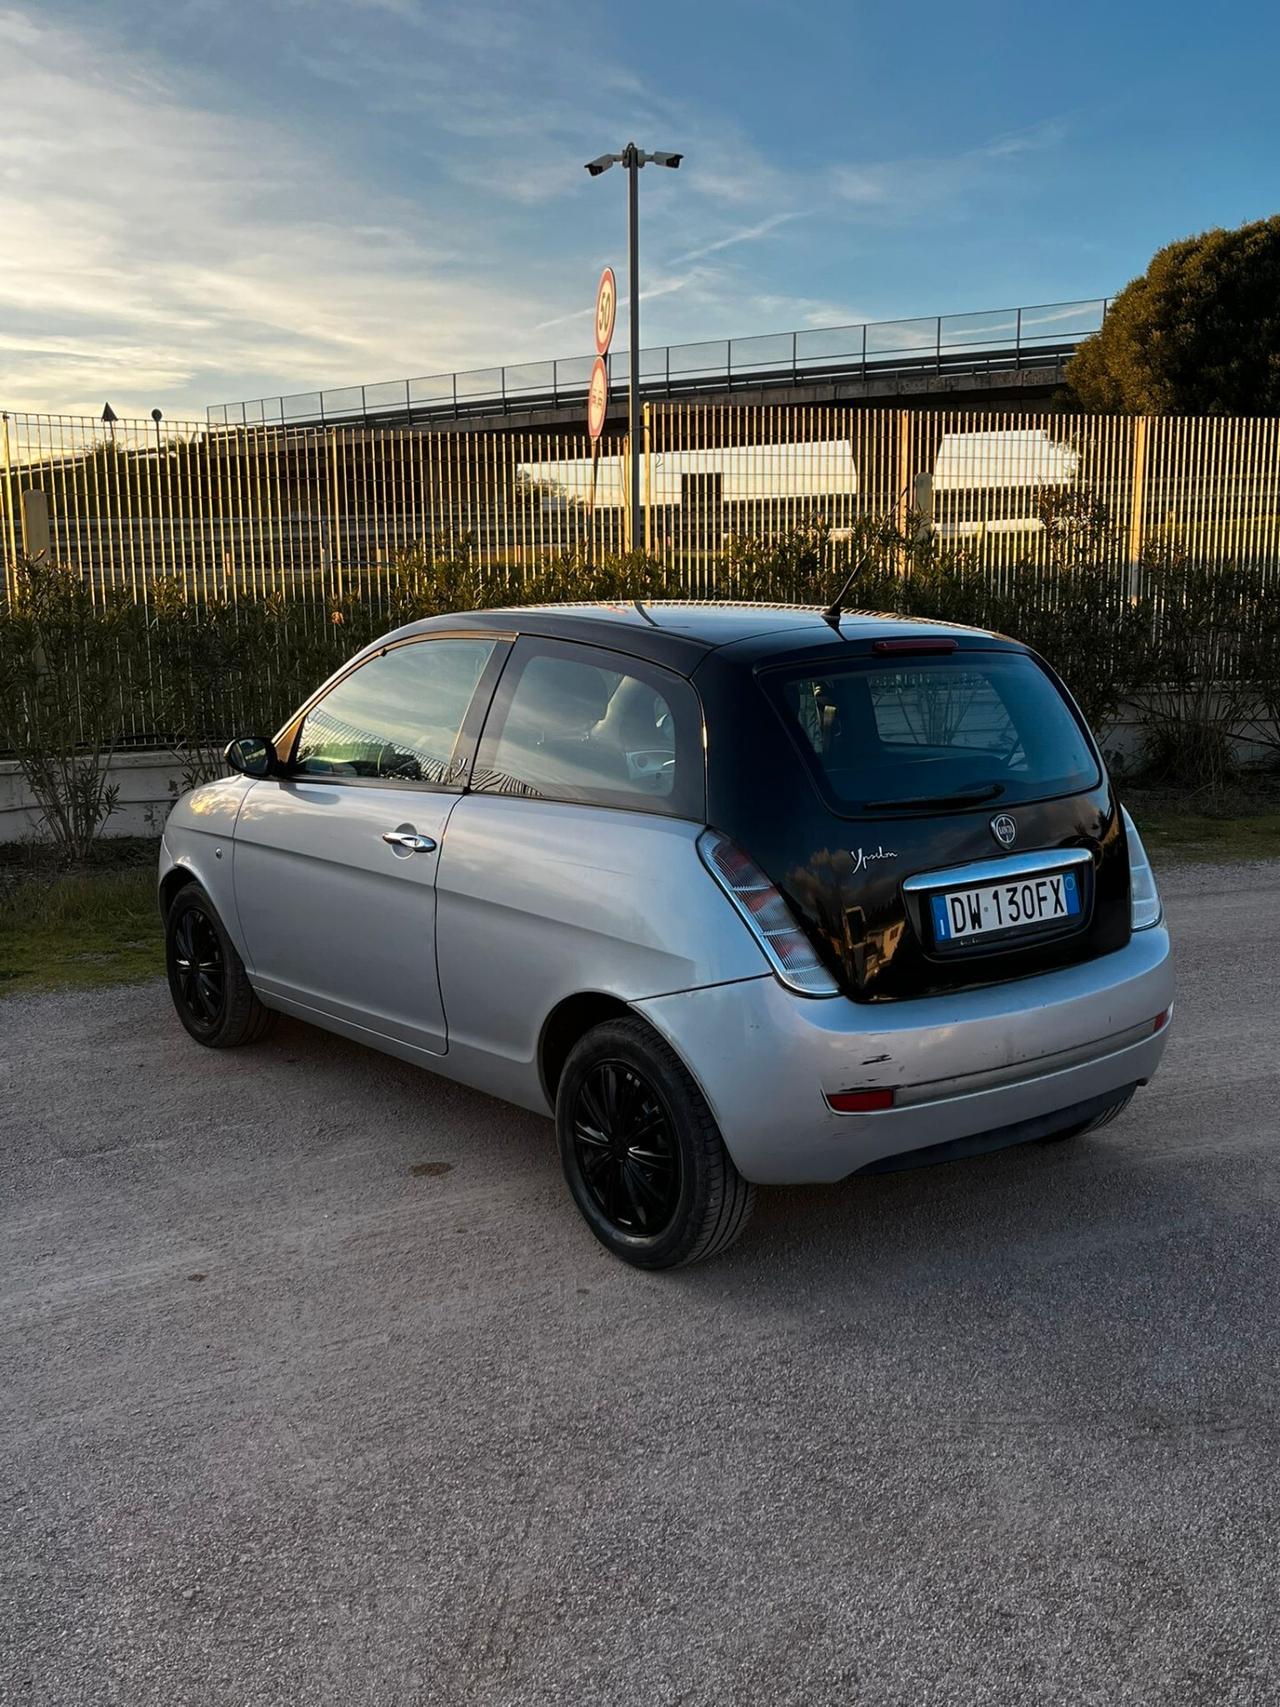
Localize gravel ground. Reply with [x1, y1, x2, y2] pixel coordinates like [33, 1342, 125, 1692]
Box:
[2, 860, 1278, 1706]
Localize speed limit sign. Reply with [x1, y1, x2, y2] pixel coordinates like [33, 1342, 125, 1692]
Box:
[587, 356, 609, 440]
[594, 267, 617, 356]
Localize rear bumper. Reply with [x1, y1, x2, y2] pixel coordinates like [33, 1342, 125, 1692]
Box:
[633, 925, 1172, 1183]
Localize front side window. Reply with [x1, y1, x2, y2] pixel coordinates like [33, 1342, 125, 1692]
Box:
[294, 637, 496, 783]
[765, 650, 1099, 814]
[473, 640, 702, 819]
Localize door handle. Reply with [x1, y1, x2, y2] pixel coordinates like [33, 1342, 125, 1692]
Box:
[382, 831, 437, 853]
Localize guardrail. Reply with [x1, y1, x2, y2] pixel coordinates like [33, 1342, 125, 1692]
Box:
[206, 297, 1109, 428]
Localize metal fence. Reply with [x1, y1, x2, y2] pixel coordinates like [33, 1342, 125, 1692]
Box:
[648, 405, 1280, 582]
[5, 404, 1280, 611]
[205, 297, 1111, 428]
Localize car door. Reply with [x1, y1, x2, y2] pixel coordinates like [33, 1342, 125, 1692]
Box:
[232, 632, 507, 1055]
[435, 636, 714, 1076]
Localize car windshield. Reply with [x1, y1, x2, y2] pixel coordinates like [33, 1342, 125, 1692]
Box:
[763, 649, 1099, 814]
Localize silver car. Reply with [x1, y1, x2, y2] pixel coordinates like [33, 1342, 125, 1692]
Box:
[159, 602, 1173, 1267]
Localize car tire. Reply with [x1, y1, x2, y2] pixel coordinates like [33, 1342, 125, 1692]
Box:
[556, 1016, 756, 1269]
[1038, 1088, 1136, 1143]
[165, 882, 277, 1048]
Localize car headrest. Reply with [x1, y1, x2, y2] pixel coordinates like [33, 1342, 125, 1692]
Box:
[512, 659, 611, 735]
[596, 674, 668, 748]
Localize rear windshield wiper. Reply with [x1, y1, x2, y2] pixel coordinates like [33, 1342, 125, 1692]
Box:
[861, 782, 1006, 812]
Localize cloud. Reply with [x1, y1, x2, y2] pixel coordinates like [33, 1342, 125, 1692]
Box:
[0, 4, 593, 416]
[0, 3, 1072, 421]
[829, 120, 1066, 216]
[668, 211, 805, 267]
[0, 1, 834, 417]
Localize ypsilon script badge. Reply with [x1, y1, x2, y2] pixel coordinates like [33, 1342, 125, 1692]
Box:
[849, 845, 898, 876]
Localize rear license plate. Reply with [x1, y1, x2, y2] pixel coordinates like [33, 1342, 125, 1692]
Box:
[930, 869, 1082, 945]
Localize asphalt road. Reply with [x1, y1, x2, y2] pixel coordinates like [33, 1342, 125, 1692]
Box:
[2, 860, 1278, 1707]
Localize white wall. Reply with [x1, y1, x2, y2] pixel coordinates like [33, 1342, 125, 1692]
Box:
[1, 715, 1275, 846]
[0, 750, 185, 843]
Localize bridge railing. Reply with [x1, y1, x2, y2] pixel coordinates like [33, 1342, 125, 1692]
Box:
[206, 298, 1110, 427]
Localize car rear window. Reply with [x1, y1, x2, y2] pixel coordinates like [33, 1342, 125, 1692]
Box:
[762, 649, 1099, 814]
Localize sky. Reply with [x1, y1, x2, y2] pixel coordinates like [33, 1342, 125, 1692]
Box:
[1, 0, 1277, 421]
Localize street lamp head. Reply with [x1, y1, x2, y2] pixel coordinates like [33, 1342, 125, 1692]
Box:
[584, 154, 618, 177]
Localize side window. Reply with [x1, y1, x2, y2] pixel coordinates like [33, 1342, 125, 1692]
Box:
[473, 641, 702, 819]
[294, 638, 496, 783]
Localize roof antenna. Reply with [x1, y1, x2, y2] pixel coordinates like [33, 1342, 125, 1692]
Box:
[821, 541, 873, 629]
[821, 479, 914, 630]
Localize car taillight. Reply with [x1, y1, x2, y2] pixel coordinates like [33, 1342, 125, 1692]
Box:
[826, 1088, 895, 1112]
[698, 830, 840, 997]
[1122, 807, 1163, 930]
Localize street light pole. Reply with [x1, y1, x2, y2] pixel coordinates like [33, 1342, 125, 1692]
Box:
[585, 143, 682, 554]
[624, 142, 641, 546]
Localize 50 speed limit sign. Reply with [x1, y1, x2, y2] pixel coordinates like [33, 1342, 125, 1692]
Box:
[594, 267, 617, 356]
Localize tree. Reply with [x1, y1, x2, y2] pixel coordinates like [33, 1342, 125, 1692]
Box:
[1066, 216, 1280, 414]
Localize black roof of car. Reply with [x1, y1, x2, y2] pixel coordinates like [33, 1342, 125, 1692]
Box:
[394, 601, 1020, 674]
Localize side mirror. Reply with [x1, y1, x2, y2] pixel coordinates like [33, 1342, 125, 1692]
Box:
[224, 735, 279, 778]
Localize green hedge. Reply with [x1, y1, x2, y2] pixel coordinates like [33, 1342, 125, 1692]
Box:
[3, 516, 1279, 858]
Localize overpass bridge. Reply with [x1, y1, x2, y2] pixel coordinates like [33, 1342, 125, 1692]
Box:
[207, 296, 1109, 435]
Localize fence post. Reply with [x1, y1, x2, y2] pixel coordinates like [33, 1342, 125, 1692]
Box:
[643, 401, 652, 556]
[0, 412, 17, 600]
[20, 488, 51, 560]
[896, 411, 913, 571]
[330, 430, 344, 601]
[1127, 417, 1149, 600]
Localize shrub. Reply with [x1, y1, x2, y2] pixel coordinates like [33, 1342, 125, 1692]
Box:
[0, 558, 141, 860]
[1131, 557, 1265, 791]
[146, 584, 354, 788]
[991, 489, 1155, 737]
[2, 528, 1276, 847]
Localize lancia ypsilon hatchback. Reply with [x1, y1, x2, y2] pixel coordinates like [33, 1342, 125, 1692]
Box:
[159, 603, 1172, 1267]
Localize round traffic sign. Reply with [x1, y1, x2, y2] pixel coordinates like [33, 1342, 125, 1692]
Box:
[594, 267, 617, 356]
[587, 355, 609, 440]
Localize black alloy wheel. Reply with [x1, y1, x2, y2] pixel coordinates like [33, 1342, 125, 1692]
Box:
[572, 1060, 682, 1236]
[555, 1017, 756, 1269]
[171, 903, 225, 1030]
[164, 882, 277, 1048]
